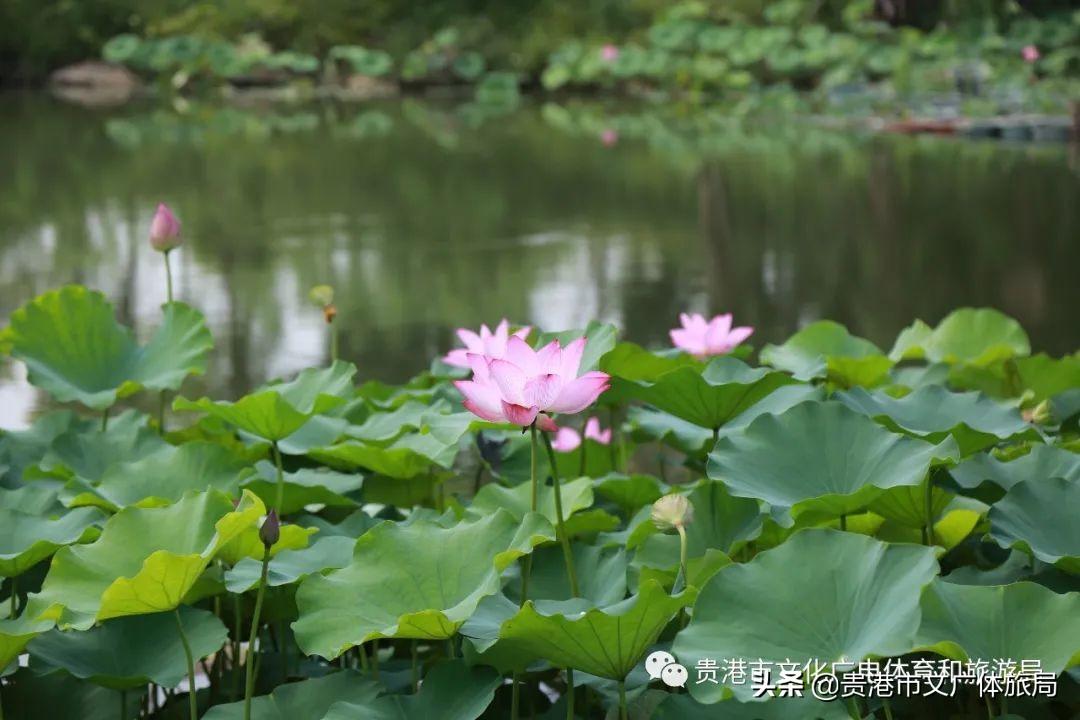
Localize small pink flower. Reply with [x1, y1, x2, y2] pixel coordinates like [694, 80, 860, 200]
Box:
[455, 335, 610, 428]
[600, 128, 618, 147]
[670, 312, 754, 358]
[149, 203, 182, 252]
[551, 426, 582, 452]
[444, 319, 531, 369]
[583, 417, 612, 445]
[1022, 45, 1040, 63]
[601, 44, 619, 63]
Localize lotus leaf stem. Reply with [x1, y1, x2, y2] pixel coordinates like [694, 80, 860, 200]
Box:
[540, 429, 581, 598]
[173, 608, 198, 720]
[618, 679, 628, 720]
[272, 442, 285, 514]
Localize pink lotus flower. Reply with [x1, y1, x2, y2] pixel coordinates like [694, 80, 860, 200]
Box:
[551, 426, 582, 452]
[601, 44, 620, 63]
[670, 312, 754, 357]
[149, 203, 182, 252]
[443, 319, 531, 369]
[1022, 45, 1040, 63]
[600, 128, 618, 147]
[584, 416, 612, 445]
[455, 335, 610, 429]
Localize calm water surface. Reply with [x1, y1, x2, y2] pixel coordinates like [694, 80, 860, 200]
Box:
[1, 94, 1078, 427]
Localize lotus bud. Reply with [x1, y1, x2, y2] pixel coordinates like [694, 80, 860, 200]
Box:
[1022, 399, 1051, 425]
[309, 284, 335, 308]
[149, 203, 182, 252]
[259, 510, 280, 549]
[651, 494, 693, 531]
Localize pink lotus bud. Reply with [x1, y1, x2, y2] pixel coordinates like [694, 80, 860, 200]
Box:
[259, 510, 280, 549]
[583, 417, 612, 445]
[551, 426, 581, 452]
[149, 203, 182, 252]
[600, 128, 618, 147]
[1022, 45, 1040, 63]
[601, 45, 619, 63]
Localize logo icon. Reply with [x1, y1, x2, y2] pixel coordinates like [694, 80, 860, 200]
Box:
[645, 650, 688, 688]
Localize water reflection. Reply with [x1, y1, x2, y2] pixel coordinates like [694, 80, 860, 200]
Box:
[0, 95, 1077, 428]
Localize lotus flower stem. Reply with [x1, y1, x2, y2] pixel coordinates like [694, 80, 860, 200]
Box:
[922, 473, 936, 546]
[839, 514, 847, 531]
[511, 677, 521, 720]
[164, 250, 175, 304]
[617, 679, 628, 720]
[173, 609, 198, 720]
[243, 548, 271, 720]
[676, 524, 689, 589]
[565, 669, 575, 720]
[8, 576, 16, 617]
[410, 640, 419, 692]
[101, 408, 110, 432]
[330, 326, 339, 363]
[232, 595, 242, 699]
[540, 430, 580, 598]
[607, 407, 619, 469]
[370, 640, 380, 679]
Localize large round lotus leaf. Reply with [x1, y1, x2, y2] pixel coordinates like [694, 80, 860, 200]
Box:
[889, 308, 1030, 366]
[202, 670, 379, 720]
[610, 357, 797, 430]
[506, 543, 627, 606]
[224, 535, 355, 593]
[174, 361, 357, 441]
[0, 667, 143, 720]
[592, 474, 668, 516]
[837, 385, 1034, 455]
[949, 353, 1080, 403]
[5, 286, 213, 410]
[950, 444, 1080, 494]
[242, 462, 362, 515]
[29, 489, 264, 630]
[469, 476, 594, 526]
[634, 481, 761, 572]
[0, 613, 56, 671]
[989, 477, 1080, 573]
[292, 509, 555, 658]
[759, 320, 893, 387]
[308, 411, 472, 478]
[708, 402, 957, 525]
[915, 580, 1080, 673]
[600, 342, 701, 383]
[0, 507, 102, 576]
[322, 660, 501, 720]
[0, 410, 84, 488]
[494, 579, 695, 680]
[70, 441, 254, 511]
[673, 529, 938, 703]
[40, 409, 168, 483]
[27, 605, 226, 690]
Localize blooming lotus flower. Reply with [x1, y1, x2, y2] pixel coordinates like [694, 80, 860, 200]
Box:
[1022, 45, 1040, 63]
[601, 44, 619, 63]
[583, 416, 612, 445]
[149, 203, 182, 252]
[551, 426, 582, 452]
[455, 335, 610, 428]
[444, 319, 530, 369]
[670, 312, 753, 357]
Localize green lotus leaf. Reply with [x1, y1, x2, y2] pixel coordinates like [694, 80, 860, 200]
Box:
[0, 667, 144, 720]
[600, 342, 701, 382]
[346, 400, 431, 443]
[202, 670, 379, 720]
[989, 477, 1080, 573]
[70, 441, 253, 511]
[27, 605, 226, 690]
[673, 529, 938, 703]
[915, 580, 1080, 673]
[889, 308, 1030, 366]
[949, 353, 1080, 402]
[837, 385, 1035, 455]
[760, 320, 893, 387]
[322, 660, 501, 720]
[224, 535, 355, 592]
[272, 415, 348, 455]
[950, 444, 1080, 494]
[0, 507, 102, 577]
[296, 509, 379, 538]
[309, 411, 472, 479]
[292, 510, 555, 658]
[30, 489, 264, 629]
[508, 543, 628, 606]
[469, 476, 594, 526]
[649, 692, 849, 720]
[242, 462, 362, 515]
[627, 406, 712, 453]
[875, 508, 982, 550]
[592, 474, 668, 516]
[496, 579, 694, 680]
[174, 361, 357, 441]
[634, 481, 761, 575]
[5, 286, 213, 410]
[0, 613, 56, 671]
[0, 483, 66, 516]
[41, 410, 168, 483]
[0, 411, 85, 488]
[612, 357, 797, 431]
[708, 402, 957, 525]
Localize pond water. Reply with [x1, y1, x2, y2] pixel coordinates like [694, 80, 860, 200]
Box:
[1, 94, 1078, 427]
